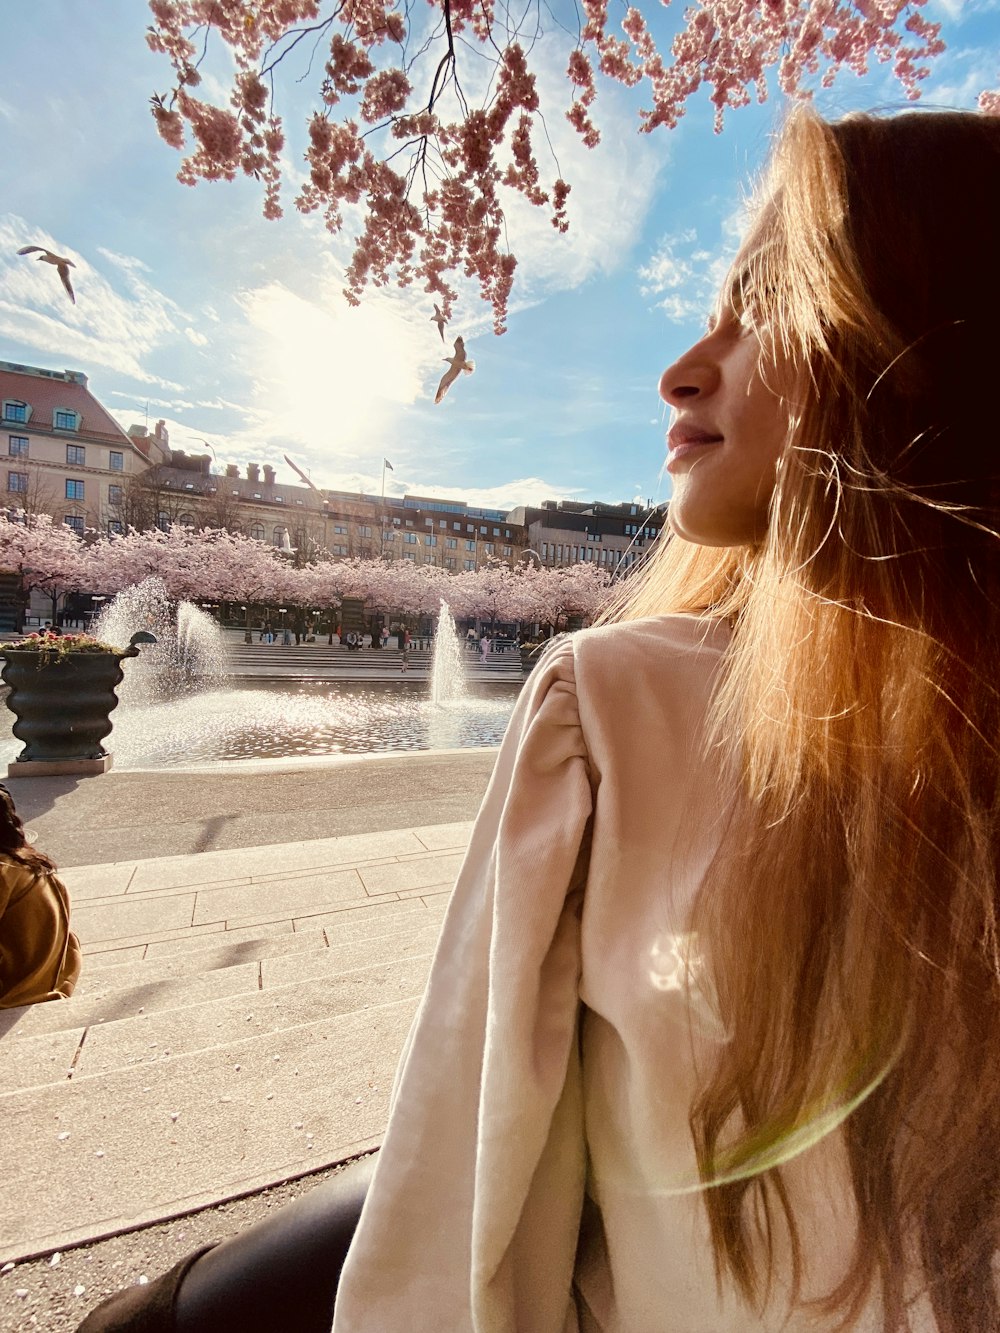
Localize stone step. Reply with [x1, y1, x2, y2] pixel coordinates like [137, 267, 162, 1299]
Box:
[4, 950, 433, 1088]
[21, 919, 442, 1039]
[1, 997, 417, 1261]
[77, 891, 448, 971]
[79, 923, 330, 980]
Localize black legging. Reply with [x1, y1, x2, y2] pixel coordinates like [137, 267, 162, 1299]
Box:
[77, 1153, 375, 1333]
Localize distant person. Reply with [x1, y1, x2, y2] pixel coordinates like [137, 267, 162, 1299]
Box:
[479, 634, 491, 661]
[282, 627, 292, 646]
[399, 629, 410, 673]
[0, 785, 81, 1007]
[380, 625, 389, 650]
[42, 621, 60, 636]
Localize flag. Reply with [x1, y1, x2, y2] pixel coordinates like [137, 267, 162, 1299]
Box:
[384, 458, 394, 471]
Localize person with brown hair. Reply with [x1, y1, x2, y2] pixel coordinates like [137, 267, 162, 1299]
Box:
[78, 105, 1000, 1333]
[0, 785, 81, 1007]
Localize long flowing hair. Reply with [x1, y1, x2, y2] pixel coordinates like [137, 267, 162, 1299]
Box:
[605, 108, 1000, 1330]
[0, 786, 56, 874]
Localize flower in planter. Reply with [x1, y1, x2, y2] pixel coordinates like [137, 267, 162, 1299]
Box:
[0, 630, 156, 665]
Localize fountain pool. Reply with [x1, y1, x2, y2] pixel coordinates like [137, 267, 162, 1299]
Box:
[0, 679, 521, 770]
[0, 585, 524, 770]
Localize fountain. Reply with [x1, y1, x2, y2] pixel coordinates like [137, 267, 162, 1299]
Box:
[0, 586, 522, 769]
[430, 601, 466, 706]
[92, 577, 226, 700]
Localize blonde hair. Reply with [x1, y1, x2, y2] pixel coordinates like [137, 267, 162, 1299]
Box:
[606, 107, 1000, 1330]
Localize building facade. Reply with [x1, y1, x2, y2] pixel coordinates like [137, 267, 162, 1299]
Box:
[1, 360, 666, 586]
[0, 361, 168, 534]
[506, 498, 668, 575]
[149, 458, 530, 570]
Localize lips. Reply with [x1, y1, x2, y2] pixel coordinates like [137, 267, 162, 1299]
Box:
[667, 424, 723, 451]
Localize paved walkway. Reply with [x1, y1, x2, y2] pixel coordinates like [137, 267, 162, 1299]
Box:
[1, 816, 473, 1262]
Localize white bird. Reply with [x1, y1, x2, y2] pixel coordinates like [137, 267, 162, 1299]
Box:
[430, 303, 447, 342]
[435, 337, 474, 404]
[17, 246, 76, 303]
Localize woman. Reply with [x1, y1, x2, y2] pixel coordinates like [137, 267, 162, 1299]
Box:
[0, 785, 81, 1007]
[333, 107, 1000, 1332]
[78, 105, 1000, 1332]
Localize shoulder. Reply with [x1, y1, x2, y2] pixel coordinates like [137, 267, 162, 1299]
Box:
[570, 614, 729, 675]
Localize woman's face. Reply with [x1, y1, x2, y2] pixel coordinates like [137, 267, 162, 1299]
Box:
[659, 287, 792, 547]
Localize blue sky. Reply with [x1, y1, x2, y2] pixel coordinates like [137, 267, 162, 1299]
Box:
[0, 1, 996, 511]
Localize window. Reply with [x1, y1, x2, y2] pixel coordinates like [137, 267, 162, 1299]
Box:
[480, 525, 487, 535]
[359, 525, 372, 537]
[8, 436, 28, 457]
[108, 484, 123, 505]
[404, 532, 418, 544]
[405, 519, 413, 527]
[484, 543, 494, 555]
[64, 515, 84, 534]
[331, 544, 348, 556]
[178, 512, 196, 527]
[7, 472, 27, 493]
[248, 523, 265, 540]
[404, 551, 416, 562]
[156, 511, 171, 532]
[383, 530, 395, 541]
[425, 518, 433, 527]
[66, 444, 86, 466]
[65, 479, 84, 500]
[467, 524, 474, 533]
[334, 525, 347, 535]
[502, 546, 512, 557]
[425, 535, 437, 547]
[453, 522, 461, 531]
[439, 519, 447, 529]
[493, 527, 500, 536]
[2, 401, 28, 423]
[273, 527, 288, 546]
[463, 559, 476, 571]
[504, 529, 511, 539]
[54, 410, 78, 431]
[445, 557, 456, 570]
[542, 542, 549, 558]
[393, 517, 401, 525]
[107, 520, 123, 535]
[446, 537, 457, 549]
[109, 450, 124, 471]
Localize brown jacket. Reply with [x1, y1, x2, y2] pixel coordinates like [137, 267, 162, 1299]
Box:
[0, 853, 81, 1007]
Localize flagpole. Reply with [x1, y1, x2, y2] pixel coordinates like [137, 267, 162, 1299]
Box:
[380, 458, 386, 557]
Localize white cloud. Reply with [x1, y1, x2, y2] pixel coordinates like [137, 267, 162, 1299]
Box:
[185, 327, 209, 346]
[0, 214, 187, 387]
[638, 205, 746, 324]
[496, 46, 665, 298]
[394, 476, 584, 509]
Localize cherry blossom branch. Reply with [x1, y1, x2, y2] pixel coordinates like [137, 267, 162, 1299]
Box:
[146, 0, 984, 333]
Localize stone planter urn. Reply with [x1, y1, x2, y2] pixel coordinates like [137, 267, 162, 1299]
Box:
[1, 630, 156, 776]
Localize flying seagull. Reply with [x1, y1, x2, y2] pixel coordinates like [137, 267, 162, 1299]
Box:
[435, 337, 475, 404]
[17, 246, 76, 304]
[431, 303, 447, 342]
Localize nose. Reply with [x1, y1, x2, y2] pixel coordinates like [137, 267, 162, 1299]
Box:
[658, 338, 720, 407]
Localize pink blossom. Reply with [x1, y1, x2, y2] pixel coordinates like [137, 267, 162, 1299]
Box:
[147, 0, 967, 333]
